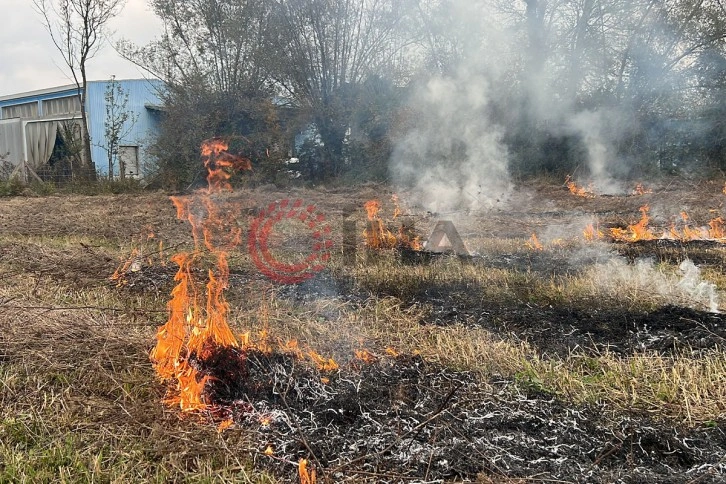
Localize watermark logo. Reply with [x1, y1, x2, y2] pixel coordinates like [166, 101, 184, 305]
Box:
[248, 199, 333, 284]
[248, 199, 469, 284]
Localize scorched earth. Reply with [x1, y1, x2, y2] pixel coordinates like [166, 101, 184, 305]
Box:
[1, 177, 725, 483]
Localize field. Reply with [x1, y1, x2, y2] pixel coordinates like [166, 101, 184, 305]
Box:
[1, 178, 726, 483]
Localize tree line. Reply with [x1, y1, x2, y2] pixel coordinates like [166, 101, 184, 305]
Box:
[114, 0, 725, 187]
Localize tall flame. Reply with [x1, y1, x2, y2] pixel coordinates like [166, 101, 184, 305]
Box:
[151, 139, 251, 410]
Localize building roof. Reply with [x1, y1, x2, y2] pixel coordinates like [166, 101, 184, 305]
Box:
[0, 83, 80, 103]
[0, 79, 162, 104]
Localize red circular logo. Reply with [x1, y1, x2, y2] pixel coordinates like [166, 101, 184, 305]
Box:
[248, 199, 333, 284]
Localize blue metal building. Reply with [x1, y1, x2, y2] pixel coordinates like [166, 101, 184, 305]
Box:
[0, 78, 164, 180]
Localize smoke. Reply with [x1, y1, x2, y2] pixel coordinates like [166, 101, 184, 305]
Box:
[567, 108, 635, 195]
[389, 1, 724, 207]
[390, 68, 511, 212]
[591, 258, 719, 313]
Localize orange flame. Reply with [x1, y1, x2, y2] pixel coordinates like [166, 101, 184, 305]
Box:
[565, 175, 595, 198]
[201, 138, 252, 193]
[150, 139, 251, 410]
[307, 350, 339, 372]
[583, 223, 604, 241]
[354, 349, 376, 364]
[299, 459, 316, 484]
[633, 183, 653, 195]
[607, 207, 726, 243]
[525, 233, 544, 251]
[391, 194, 402, 218]
[363, 199, 422, 250]
[610, 205, 656, 242]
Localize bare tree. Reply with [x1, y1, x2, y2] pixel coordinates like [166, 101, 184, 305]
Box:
[118, 0, 272, 94]
[266, 0, 415, 179]
[33, 0, 126, 180]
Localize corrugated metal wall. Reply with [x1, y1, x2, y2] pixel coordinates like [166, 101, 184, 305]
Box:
[0, 119, 23, 168]
[43, 96, 81, 116]
[86, 79, 164, 177]
[2, 101, 39, 119]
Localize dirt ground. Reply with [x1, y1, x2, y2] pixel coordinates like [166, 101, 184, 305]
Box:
[1, 178, 726, 482]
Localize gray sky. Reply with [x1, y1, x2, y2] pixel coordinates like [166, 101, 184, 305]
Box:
[0, 0, 163, 96]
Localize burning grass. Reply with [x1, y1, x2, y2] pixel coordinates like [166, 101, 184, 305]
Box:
[2, 177, 726, 482]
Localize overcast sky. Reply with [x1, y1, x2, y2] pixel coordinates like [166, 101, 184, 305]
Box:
[0, 0, 163, 96]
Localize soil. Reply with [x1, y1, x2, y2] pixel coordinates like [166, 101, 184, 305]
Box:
[3, 179, 726, 482]
[196, 346, 726, 483]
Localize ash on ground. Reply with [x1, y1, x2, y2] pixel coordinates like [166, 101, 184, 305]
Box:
[196, 348, 726, 483]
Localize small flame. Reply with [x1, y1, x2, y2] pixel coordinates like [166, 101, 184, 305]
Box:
[525, 233, 544, 251]
[307, 350, 339, 372]
[391, 194, 402, 218]
[201, 138, 252, 193]
[354, 349, 376, 364]
[264, 446, 274, 456]
[565, 175, 595, 198]
[633, 183, 653, 195]
[583, 223, 604, 241]
[385, 347, 399, 357]
[363, 199, 422, 250]
[607, 207, 726, 243]
[217, 419, 234, 432]
[610, 205, 655, 242]
[299, 459, 316, 484]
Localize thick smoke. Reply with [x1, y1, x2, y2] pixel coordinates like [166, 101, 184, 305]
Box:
[390, 1, 724, 202]
[390, 68, 511, 212]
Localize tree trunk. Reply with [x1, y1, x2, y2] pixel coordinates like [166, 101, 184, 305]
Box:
[78, 70, 97, 181]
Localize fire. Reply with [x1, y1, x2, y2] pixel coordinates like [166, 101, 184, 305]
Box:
[298, 459, 316, 484]
[217, 419, 234, 432]
[565, 175, 595, 198]
[632, 183, 652, 195]
[200, 137, 252, 192]
[583, 223, 604, 241]
[364, 200, 398, 249]
[525, 233, 544, 251]
[605, 206, 726, 243]
[709, 217, 725, 239]
[354, 349, 376, 364]
[151, 139, 251, 411]
[391, 194, 402, 218]
[610, 205, 656, 242]
[307, 350, 339, 372]
[363, 199, 422, 250]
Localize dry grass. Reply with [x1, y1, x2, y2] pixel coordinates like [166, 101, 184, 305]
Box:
[2, 181, 726, 481]
[0, 275, 275, 483]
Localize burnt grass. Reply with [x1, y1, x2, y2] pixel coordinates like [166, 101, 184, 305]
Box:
[419, 280, 726, 358]
[346, 244, 726, 358]
[16, 186, 723, 481]
[194, 346, 726, 483]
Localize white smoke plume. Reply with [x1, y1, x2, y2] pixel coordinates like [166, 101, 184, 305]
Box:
[591, 258, 719, 313]
[390, 66, 511, 212]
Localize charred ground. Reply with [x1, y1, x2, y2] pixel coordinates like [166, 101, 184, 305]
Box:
[1, 178, 725, 482]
